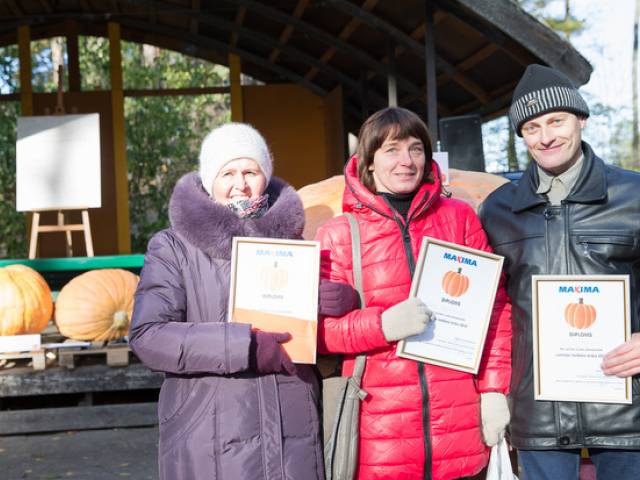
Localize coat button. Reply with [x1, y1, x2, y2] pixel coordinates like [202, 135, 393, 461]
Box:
[559, 436, 570, 445]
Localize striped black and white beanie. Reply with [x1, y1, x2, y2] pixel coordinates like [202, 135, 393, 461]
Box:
[509, 64, 589, 136]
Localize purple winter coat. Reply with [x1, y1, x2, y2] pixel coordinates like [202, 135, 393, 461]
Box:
[129, 172, 324, 480]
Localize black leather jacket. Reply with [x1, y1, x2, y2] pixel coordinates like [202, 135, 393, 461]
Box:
[479, 142, 640, 449]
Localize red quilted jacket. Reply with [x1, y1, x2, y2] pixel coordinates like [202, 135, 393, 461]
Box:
[316, 156, 512, 480]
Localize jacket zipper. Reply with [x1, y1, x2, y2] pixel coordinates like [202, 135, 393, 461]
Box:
[543, 205, 563, 440]
[389, 194, 437, 480]
[418, 363, 432, 480]
[562, 201, 584, 444]
[350, 173, 439, 479]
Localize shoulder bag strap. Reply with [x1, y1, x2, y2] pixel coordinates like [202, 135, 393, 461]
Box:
[343, 212, 366, 381]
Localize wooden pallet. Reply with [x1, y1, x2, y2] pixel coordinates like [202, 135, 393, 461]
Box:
[58, 342, 131, 369]
[0, 350, 48, 370]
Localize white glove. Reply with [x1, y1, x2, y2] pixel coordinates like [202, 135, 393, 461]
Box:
[481, 392, 510, 446]
[381, 297, 432, 342]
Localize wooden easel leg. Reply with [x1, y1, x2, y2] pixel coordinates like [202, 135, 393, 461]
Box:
[81, 209, 94, 257]
[58, 210, 73, 257]
[28, 212, 40, 259]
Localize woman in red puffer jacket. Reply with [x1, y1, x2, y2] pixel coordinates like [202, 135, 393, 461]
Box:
[316, 107, 512, 480]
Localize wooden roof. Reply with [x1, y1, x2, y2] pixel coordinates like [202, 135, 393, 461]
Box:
[0, 0, 592, 128]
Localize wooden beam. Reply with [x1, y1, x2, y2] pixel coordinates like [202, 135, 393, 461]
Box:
[124, 86, 230, 97]
[432, 0, 548, 73]
[0, 363, 163, 397]
[453, 81, 517, 118]
[119, 16, 328, 97]
[190, 0, 200, 34]
[229, 53, 243, 122]
[150, 3, 157, 24]
[79, 0, 91, 13]
[0, 403, 159, 435]
[0, 93, 20, 102]
[66, 20, 81, 92]
[367, 11, 445, 81]
[268, 0, 309, 64]
[120, 1, 392, 105]
[17, 26, 32, 116]
[230, 6, 247, 48]
[437, 44, 497, 88]
[387, 39, 397, 107]
[305, 0, 378, 82]
[38, 0, 54, 14]
[167, 0, 422, 100]
[108, 22, 131, 254]
[6, 0, 23, 16]
[424, 4, 438, 141]
[330, 0, 492, 105]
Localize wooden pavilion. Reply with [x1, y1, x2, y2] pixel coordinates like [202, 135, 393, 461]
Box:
[0, 0, 592, 255]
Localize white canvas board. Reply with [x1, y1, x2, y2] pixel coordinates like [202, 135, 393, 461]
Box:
[16, 114, 102, 211]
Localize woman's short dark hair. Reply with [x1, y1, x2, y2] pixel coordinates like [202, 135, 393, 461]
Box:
[356, 107, 434, 193]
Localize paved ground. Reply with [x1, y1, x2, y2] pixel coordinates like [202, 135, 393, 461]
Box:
[0, 426, 158, 480]
[0, 426, 598, 480]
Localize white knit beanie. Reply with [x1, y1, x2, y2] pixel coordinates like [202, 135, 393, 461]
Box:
[199, 122, 273, 196]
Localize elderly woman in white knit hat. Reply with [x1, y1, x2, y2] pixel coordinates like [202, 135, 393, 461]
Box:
[129, 122, 358, 480]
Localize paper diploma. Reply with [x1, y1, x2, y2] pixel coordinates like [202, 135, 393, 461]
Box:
[397, 237, 504, 373]
[532, 275, 632, 404]
[228, 237, 320, 364]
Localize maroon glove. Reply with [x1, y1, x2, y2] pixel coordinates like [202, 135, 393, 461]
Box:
[249, 331, 296, 375]
[318, 279, 361, 317]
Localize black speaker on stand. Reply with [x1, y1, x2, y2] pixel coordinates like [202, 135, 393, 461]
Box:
[438, 114, 485, 172]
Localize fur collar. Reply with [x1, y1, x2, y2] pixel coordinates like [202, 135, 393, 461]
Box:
[169, 172, 305, 260]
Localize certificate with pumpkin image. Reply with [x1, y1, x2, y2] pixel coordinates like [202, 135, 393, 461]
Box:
[531, 275, 632, 404]
[396, 237, 504, 374]
[228, 237, 320, 364]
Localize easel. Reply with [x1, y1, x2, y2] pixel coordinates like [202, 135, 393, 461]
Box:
[28, 66, 94, 259]
[28, 209, 94, 259]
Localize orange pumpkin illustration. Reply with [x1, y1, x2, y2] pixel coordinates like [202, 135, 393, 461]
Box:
[260, 261, 289, 292]
[441, 267, 470, 297]
[564, 298, 597, 329]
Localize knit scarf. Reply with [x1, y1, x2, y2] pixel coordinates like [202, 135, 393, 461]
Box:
[226, 194, 270, 218]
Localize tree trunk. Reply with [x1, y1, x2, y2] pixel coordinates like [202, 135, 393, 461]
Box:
[507, 125, 518, 171]
[633, 0, 640, 168]
[51, 37, 64, 87]
[565, 0, 571, 39]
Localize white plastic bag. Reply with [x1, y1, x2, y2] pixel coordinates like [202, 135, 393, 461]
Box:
[486, 438, 519, 480]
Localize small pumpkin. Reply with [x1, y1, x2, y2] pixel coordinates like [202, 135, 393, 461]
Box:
[55, 268, 139, 341]
[0, 264, 53, 336]
[564, 298, 597, 329]
[260, 261, 289, 292]
[442, 267, 470, 297]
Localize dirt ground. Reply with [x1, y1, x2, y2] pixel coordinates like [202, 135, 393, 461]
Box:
[0, 426, 158, 480]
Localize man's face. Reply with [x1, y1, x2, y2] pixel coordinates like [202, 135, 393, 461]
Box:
[521, 111, 586, 175]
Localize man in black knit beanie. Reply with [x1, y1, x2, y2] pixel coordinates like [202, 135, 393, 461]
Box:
[479, 64, 640, 480]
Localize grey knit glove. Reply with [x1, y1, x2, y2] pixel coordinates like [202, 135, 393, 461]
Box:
[481, 392, 510, 446]
[381, 297, 433, 342]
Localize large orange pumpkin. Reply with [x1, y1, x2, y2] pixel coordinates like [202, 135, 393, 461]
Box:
[442, 267, 470, 297]
[297, 170, 509, 240]
[564, 298, 597, 329]
[55, 269, 139, 341]
[0, 264, 53, 336]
